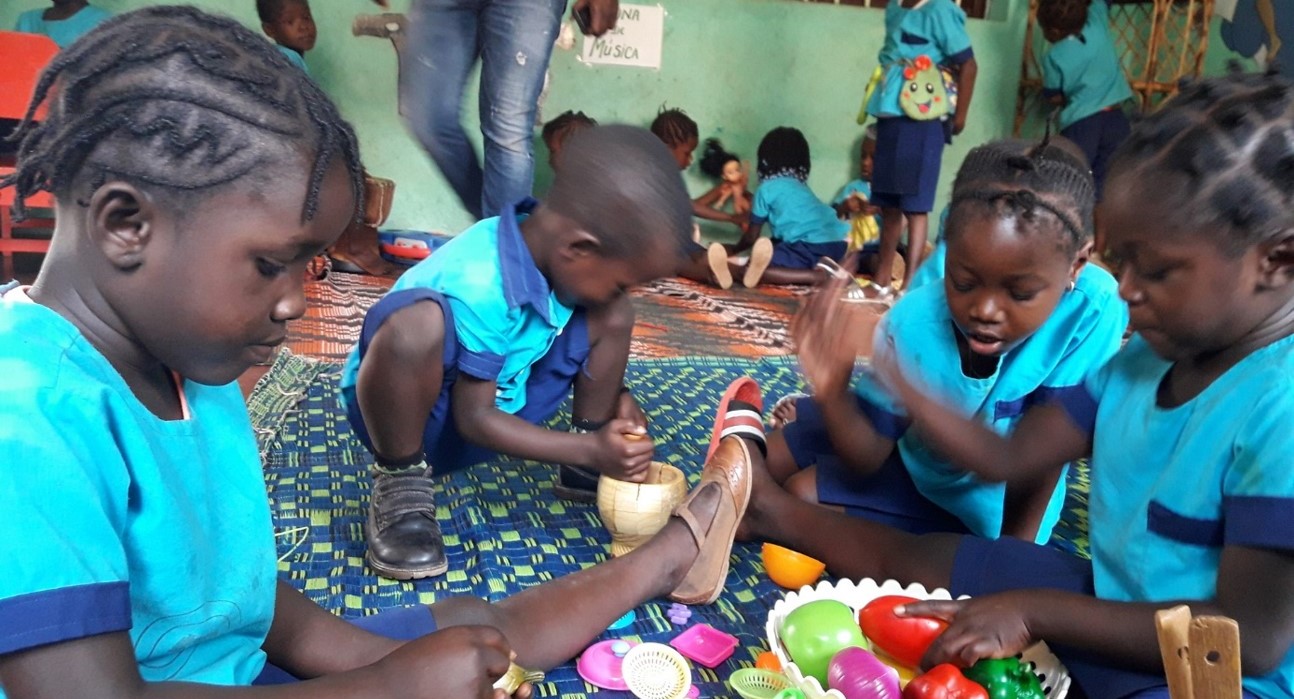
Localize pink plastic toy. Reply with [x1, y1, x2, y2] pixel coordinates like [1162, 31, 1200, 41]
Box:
[670, 623, 740, 668]
[827, 647, 901, 699]
[577, 639, 636, 690]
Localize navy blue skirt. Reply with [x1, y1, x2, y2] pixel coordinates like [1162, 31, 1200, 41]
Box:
[871, 116, 947, 214]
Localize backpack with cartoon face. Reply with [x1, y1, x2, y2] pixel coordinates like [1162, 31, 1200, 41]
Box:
[899, 55, 956, 121]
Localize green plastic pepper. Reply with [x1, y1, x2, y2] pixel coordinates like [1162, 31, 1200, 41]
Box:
[961, 657, 1046, 699]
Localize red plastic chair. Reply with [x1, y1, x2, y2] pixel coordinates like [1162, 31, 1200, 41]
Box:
[1, 31, 60, 279]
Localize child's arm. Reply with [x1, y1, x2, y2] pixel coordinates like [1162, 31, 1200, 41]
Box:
[952, 57, 977, 136]
[261, 580, 400, 677]
[906, 546, 1294, 676]
[0, 623, 520, 699]
[452, 375, 653, 480]
[1000, 463, 1065, 542]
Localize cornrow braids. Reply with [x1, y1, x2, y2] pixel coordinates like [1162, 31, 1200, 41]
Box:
[947, 138, 1095, 255]
[542, 110, 597, 145]
[0, 5, 364, 225]
[1038, 0, 1089, 36]
[649, 106, 698, 148]
[756, 126, 811, 182]
[1107, 70, 1294, 256]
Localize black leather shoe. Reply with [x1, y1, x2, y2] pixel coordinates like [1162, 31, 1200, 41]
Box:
[554, 465, 600, 503]
[365, 468, 448, 579]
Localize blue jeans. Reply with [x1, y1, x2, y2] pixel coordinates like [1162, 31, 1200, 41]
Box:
[403, 0, 566, 219]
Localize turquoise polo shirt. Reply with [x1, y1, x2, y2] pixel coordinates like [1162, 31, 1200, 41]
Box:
[0, 291, 277, 695]
[14, 5, 111, 48]
[1042, 0, 1134, 130]
[1057, 333, 1294, 698]
[276, 45, 309, 74]
[833, 178, 873, 205]
[751, 176, 849, 246]
[867, 0, 974, 119]
[852, 263, 1127, 541]
[342, 200, 574, 415]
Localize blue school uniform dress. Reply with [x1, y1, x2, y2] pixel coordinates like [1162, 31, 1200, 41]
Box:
[867, 0, 974, 214]
[783, 264, 1127, 542]
[276, 45, 309, 74]
[341, 200, 590, 472]
[13, 5, 111, 48]
[750, 175, 849, 269]
[951, 334, 1294, 699]
[0, 284, 276, 693]
[1042, 0, 1133, 199]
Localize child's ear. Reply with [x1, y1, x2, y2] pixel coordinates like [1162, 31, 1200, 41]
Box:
[87, 182, 155, 271]
[1069, 240, 1093, 285]
[1258, 233, 1294, 290]
[561, 228, 602, 261]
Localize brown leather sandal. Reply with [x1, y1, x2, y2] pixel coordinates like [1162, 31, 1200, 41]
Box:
[668, 436, 753, 605]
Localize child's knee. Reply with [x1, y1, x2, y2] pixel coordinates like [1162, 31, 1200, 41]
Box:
[786, 469, 820, 505]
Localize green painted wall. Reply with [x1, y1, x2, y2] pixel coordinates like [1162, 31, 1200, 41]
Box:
[3, 0, 1030, 236]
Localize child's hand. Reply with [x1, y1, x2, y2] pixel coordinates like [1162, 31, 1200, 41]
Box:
[792, 276, 881, 397]
[898, 594, 1036, 670]
[616, 390, 649, 432]
[377, 625, 519, 699]
[592, 418, 654, 481]
[953, 110, 968, 136]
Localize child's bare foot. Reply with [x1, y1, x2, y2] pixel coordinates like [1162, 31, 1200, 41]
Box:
[768, 392, 808, 430]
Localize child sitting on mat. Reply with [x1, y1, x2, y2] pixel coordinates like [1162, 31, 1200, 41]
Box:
[740, 71, 1294, 698]
[342, 124, 693, 580]
[763, 137, 1127, 544]
[0, 8, 756, 697]
[257, 0, 316, 74]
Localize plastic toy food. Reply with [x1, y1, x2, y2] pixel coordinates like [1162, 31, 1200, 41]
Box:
[779, 600, 870, 685]
[857, 596, 948, 668]
[902, 664, 988, 699]
[762, 543, 827, 590]
[493, 662, 544, 694]
[827, 646, 901, 699]
[756, 650, 783, 671]
[961, 658, 1046, 699]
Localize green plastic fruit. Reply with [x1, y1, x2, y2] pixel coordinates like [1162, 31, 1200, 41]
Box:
[779, 600, 869, 684]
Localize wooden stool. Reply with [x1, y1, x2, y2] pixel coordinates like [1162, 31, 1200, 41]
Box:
[1156, 605, 1243, 699]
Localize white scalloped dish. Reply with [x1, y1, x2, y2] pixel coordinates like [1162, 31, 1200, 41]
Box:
[764, 578, 1071, 699]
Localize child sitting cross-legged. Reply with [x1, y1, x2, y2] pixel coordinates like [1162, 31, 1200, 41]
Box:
[740, 71, 1294, 698]
[763, 138, 1127, 544]
[0, 8, 757, 698]
[342, 124, 695, 580]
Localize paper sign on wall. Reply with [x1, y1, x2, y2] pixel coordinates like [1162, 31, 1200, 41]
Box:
[579, 4, 664, 69]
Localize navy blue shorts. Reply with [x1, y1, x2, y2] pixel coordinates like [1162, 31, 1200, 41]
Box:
[781, 397, 967, 535]
[1061, 108, 1130, 201]
[871, 116, 947, 214]
[343, 288, 590, 472]
[950, 537, 1261, 699]
[253, 604, 438, 684]
[770, 240, 849, 270]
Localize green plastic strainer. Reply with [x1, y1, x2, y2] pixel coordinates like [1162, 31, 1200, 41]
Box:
[728, 668, 792, 699]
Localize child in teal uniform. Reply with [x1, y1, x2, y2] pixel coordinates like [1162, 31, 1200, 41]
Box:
[257, 0, 316, 74]
[342, 125, 692, 580]
[740, 72, 1294, 698]
[833, 125, 882, 254]
[0, 8, 756, 698]
[1039, 0, 1134, 198]
[13, 0, 109, 48]
[764, 139, 1126, 543]
[743, 127, 850, 287]
[867, 0, 978, 294]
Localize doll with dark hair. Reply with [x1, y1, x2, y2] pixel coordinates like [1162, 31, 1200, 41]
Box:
[698, 138, 750, 216]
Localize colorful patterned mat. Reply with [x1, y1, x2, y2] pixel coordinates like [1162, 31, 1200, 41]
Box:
[286, 270, 802, 363]
[254, 351, 1091, 697]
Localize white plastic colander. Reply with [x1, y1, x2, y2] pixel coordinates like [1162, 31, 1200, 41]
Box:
[622, 642, 693, 699]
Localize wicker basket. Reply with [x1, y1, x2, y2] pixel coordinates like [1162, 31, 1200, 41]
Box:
[597, 462, 687, 557]
[765, 579, 1072, 699]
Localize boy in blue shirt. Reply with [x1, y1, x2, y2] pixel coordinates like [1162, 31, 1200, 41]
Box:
[832, 125, 881, 253]
[343, 125, 693, 580]
[1039, 0, 1134, 198]
[257, 0, 316, 74]
[13, 0, 110, 48]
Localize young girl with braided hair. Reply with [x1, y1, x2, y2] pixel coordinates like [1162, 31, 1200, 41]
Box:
[759, 137, 1127, 544]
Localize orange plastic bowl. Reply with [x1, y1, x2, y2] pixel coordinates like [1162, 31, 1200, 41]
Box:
[762, 543, 826, 590]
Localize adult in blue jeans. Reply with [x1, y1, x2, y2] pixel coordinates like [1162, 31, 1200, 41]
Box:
[379, 0, 618, 220]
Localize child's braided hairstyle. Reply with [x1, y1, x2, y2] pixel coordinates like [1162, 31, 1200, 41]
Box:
[1, 5, 364, 224]
[947, 137, 1096, 256]
[1107, 69, 1294, 255]
[649, 105, 698, 149]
